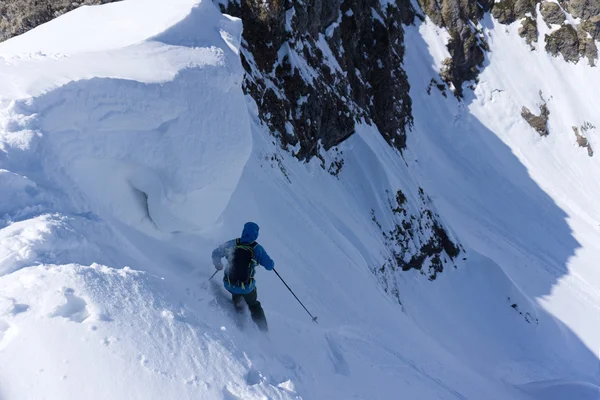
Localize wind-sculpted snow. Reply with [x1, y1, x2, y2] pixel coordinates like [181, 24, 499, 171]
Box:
[0, 0, 251, 234]
[0, 0, 201, 54]
[0, 263, 308, 399]
[1, 1, 600, 399]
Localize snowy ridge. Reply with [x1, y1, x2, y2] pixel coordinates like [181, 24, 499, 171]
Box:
[0, 1, 267, 397]
[0, 0, 250, 235]
[1, 1, 600, 399]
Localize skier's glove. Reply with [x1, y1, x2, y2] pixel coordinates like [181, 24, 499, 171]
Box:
[214, 261, 224, 271]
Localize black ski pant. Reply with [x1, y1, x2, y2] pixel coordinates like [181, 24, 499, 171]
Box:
[232, 288, 268, 332]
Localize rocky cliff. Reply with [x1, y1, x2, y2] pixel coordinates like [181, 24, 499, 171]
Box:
[220, 0, 417, 159]
[491, 0, 599, 65]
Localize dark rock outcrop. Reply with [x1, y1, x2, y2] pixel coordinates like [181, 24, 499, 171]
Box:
[419, 0, 492, 97]
[519, 17, 539, 46]
[0, 0, 120, 42]
[439, 25, 488, 97]
[521, 98, 550, 136]
[545, 23, 597, 64]
[573, 126, 594, 156]
[222, 0, 417, 158]
[540, 2, 566, 25]
[372, 189, 462, 294]
[546, 24, 580, 62]
[491, 0, 536, 24]
[566, 0, 600, 19]
[490, 0, 600, 64]
[492, 0, 539, 50]
[578, 27, 599, 64]
[580, 15, 600, 40]
[556, 1, 600, 64]
[577, 16, 600, 65]
[417, 0, 597, 96]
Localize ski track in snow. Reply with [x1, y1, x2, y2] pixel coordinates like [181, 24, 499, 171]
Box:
[0, 1, 600, 399]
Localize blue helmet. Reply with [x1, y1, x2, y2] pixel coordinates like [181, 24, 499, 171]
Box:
[241, 222, 259, 243]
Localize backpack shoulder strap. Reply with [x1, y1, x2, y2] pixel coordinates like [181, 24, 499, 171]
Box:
[236, 239, 257, 248]
[248, 242, 258, 263]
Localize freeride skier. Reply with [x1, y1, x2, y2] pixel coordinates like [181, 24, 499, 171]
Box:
[212, 222, 274, 331]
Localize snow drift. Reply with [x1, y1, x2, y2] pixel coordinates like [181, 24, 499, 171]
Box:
[0, 0, 251, 235]
[1, 0, 600, 399]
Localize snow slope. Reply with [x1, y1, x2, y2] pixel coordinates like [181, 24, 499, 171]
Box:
[1, 1, 600, 399]
[404, 14, 600, 398]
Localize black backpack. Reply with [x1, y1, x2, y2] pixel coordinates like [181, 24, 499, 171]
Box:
[226, 239, 257, 285]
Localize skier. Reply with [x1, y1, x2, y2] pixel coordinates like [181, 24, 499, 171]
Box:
[212, 222, 274, 331]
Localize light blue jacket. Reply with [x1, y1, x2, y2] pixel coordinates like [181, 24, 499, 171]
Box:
[212, 222, 274, 294]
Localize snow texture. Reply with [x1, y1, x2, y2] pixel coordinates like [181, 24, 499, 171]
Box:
[1, 1, 600, 400]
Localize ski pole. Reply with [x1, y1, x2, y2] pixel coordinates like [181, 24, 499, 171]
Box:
[273, 269, 318, 324]
[208, 270, 219, 281]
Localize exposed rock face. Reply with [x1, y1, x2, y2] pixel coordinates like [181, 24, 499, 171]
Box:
[540, 2, 566, 25]
[578, 27, 599, 64]
[489, 0, 599, 64]
[545, 23, 597, 64]
[490, 0, 542, 50]
[492, 0, 538, 49]
[519, 17, 539, 46]
[427, 78, 448, 97]
[521, 100, 550, 136]
[566, 0, 600, 19]
[371, 189, 462, 300]
[546, 24, 581, 62]
[0, 0, 120, 41]
[580, 15, 600, 40]
[439, 25, 489, 97]
[491, 0, 536, 24]
[573, 126, 594, 156]
[418, 0, 596, 96]
[222, 0, 416, 158]
[552, 1, 600, 64]
[419, 0, 492, 97]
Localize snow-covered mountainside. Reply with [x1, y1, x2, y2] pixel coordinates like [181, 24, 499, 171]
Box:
[1, 0, 600, 399]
